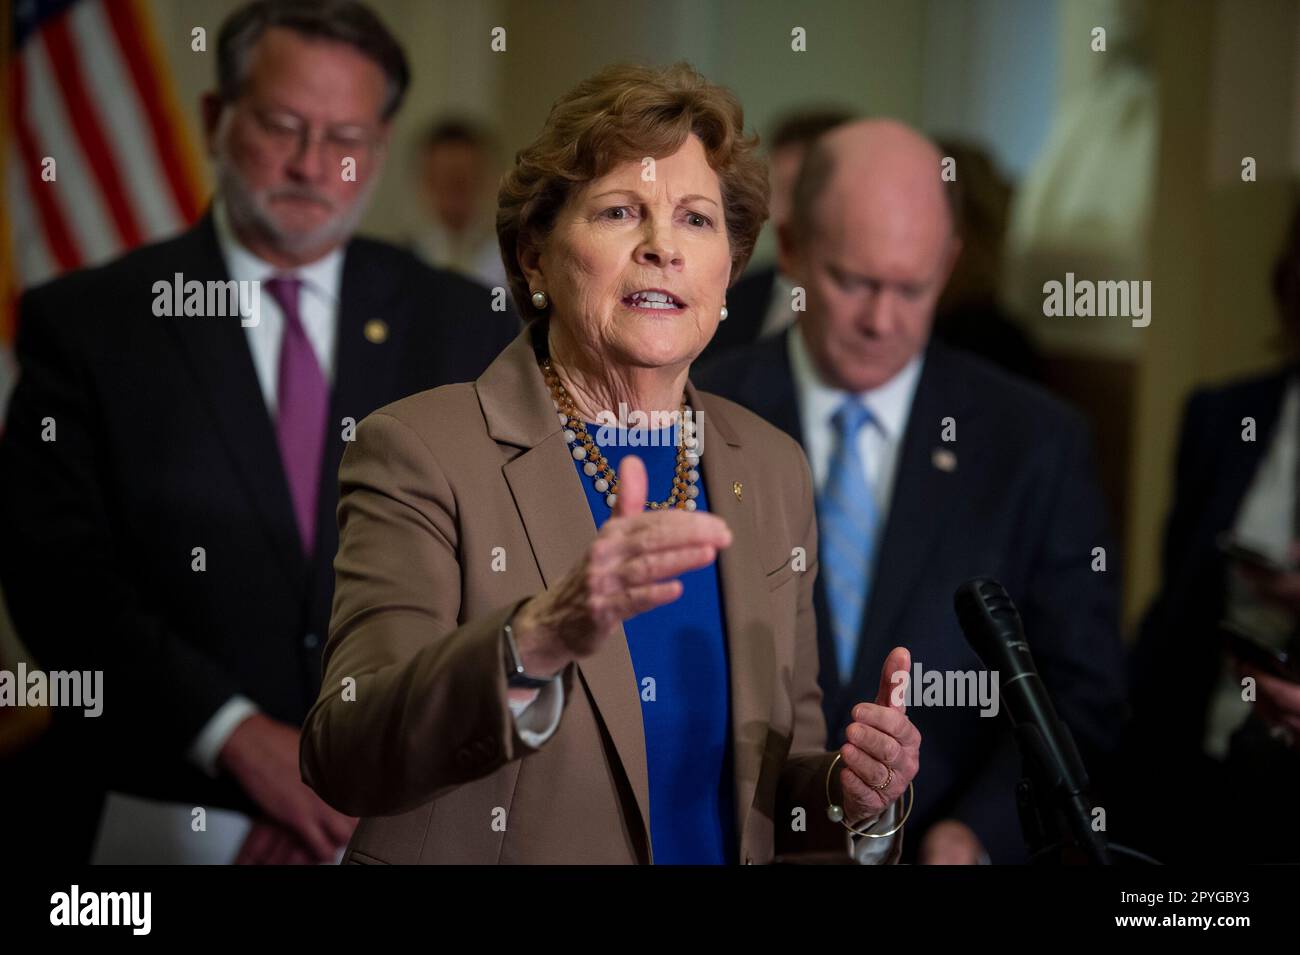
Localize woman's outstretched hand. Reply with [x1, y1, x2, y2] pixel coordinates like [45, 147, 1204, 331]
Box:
[511, 454, 732, 674]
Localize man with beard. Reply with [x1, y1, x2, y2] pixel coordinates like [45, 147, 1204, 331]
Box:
[0, 0, 517, 864]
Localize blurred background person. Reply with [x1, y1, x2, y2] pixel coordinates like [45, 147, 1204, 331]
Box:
[1126, 201, 1300, 864]
[407, 116, 507, 291]
[698, 107, 855, 363]
[0, 0, 516, 865]
[301, 62, 921, 865]
[931, 138, 1043, 383]
[695, 119, 1126, 864]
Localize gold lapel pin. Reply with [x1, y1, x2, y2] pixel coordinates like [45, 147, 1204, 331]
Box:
[733, 481, 743, 501]
[931, 448, 957, 472]
[364, 318, 388, 344]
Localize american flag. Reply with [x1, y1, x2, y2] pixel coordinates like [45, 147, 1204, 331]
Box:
[2, 0, 206, 420]
[0, 0, 204, 738]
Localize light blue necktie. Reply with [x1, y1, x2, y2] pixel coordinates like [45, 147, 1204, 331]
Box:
[817, 397, 879, 685]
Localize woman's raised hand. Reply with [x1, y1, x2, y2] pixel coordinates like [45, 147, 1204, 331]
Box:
[836, 647, 922, 826]
[510, 455, 732, 674]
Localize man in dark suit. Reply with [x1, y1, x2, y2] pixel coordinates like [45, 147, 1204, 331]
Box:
[0, 0, 516, 864]
[1127, 209, 1300, 863]
[695, 119, 1125, 864]
[1125, 371, 1300, 863]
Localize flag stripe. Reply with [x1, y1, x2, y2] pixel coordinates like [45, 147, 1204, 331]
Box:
[4, 0, 201, 427]
[70, 0, 180, 238]
[8, 58, 80, 271]
[5, 140, 59, 290]
[41, 10, 144, 248]
[103, 0, 202, 223]
[21, 35, 118, 266]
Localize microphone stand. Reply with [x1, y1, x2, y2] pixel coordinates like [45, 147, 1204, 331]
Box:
[1012, 702, 1162, 865]
[1010, 720, 1111, 865]
[954, 577, 1161, 865]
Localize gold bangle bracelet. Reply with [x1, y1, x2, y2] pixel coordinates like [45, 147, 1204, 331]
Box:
[824, 752, 915, 839]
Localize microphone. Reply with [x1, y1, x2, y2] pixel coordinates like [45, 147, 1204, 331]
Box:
[954, 577, 1110, 864]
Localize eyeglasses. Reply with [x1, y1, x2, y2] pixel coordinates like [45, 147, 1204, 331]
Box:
[246, 106, 384, 167]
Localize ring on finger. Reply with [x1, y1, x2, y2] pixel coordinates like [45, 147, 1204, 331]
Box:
[870, 764, 894, 793]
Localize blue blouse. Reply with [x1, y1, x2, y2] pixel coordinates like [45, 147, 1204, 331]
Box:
[569, 420, 737, 864]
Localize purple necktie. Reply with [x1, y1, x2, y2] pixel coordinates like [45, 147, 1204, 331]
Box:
[264, 276, 328, 557]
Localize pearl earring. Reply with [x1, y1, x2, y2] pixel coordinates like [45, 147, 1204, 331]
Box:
[720, 305, 729, 321]
[531, 290, 549, 310]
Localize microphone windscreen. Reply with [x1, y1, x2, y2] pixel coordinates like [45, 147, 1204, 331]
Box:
[954, 576, 1026, 669]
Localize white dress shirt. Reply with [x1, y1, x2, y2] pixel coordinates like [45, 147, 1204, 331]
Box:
[786, 322, 924, 510]
[217, 199, 342, 411]
[186, 199, 345, 776]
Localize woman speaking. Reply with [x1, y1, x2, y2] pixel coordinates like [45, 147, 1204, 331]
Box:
[300, 62, 920, 864]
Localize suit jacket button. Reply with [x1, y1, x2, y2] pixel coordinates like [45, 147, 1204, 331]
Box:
[303, 633, 320, 649]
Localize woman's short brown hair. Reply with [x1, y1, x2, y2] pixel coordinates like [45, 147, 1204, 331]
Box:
[497, 61, 770, 321]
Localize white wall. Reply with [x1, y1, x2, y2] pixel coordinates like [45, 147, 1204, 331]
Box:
[921, 0, 1060, 178]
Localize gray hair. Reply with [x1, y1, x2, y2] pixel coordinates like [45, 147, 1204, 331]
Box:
[216, 0, 410, 121]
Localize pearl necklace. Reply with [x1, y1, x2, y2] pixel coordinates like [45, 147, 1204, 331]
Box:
[541, 358, 701, 510]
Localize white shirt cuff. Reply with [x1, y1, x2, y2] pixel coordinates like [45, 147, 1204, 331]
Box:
[847, 799, 901, 864]
[188, 695, 260, 777]
[508, 676, 564, 748]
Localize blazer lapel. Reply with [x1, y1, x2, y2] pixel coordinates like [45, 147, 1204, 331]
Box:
[687, 384, 775, 864]
[480, 327, 653, 856]
[162, 214, 305, 590]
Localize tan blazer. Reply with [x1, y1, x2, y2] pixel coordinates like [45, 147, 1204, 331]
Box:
[300, 324, 900, 864]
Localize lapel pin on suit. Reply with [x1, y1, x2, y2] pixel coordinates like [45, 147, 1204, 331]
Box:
[364, 318, 388, 344]
[931, 448, 957, 472]
[733, 481, 743, 502]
